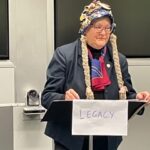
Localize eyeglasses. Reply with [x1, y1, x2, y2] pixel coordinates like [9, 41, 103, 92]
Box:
[91, 24, 112, 33]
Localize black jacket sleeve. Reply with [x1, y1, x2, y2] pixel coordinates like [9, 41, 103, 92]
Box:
[41, 48, 66, 109]
[119, 53, 144, 115]
[119, 53, 137, 99]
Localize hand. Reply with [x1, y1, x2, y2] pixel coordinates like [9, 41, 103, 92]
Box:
[65, 89, 80, 101]
[136, 91, 150, 104]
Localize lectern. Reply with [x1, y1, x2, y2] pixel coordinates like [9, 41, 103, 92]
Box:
[42, 100, 145, 150]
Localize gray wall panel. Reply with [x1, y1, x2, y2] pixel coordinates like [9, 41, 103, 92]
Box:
[0, 106, 13, 150]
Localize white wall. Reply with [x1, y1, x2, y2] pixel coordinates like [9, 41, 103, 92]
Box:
[0, 61, 15, 103]
[9, 0, 54, 103]
[0, 0, 54, 150]
[128, 58, 150, 92]
[13, 105, 52, 150]
[0, 104, 53, 150]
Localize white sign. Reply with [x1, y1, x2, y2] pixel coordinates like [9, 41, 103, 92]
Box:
[72, 100, 128, 136]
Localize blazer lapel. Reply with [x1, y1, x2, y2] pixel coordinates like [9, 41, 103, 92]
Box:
[105, 59, 113, 78]
[105, 43, 114, 78]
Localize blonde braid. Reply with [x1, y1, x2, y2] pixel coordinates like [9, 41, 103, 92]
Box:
[110, 33, 127, 99]
[80, 35, 94, 99]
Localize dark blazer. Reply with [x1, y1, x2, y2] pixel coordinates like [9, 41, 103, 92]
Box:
[41, 39, 137, 150]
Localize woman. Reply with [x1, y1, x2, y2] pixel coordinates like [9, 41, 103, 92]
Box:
[41, 1, 150, 150]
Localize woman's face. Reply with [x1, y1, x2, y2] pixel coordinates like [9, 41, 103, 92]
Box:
[85, 17, 112, 49]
